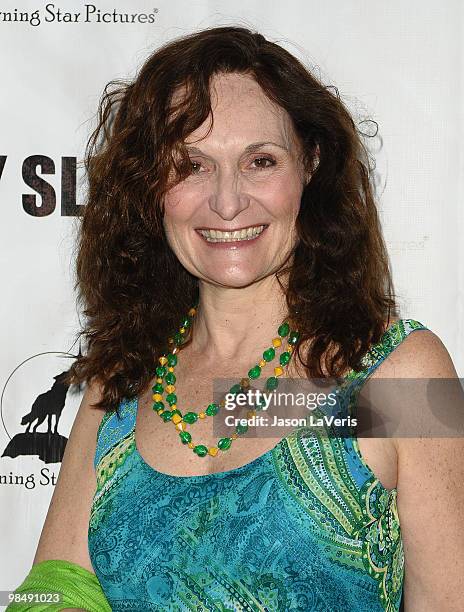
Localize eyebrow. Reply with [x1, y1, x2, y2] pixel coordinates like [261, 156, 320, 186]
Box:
[184, 141, 289, 155]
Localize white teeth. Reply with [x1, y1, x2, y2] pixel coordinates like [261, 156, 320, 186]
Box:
[199, 225, 266, 242]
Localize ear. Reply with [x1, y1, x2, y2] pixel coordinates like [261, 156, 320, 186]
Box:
[304, 144, 320, 186]
[310, 143, 320, 175]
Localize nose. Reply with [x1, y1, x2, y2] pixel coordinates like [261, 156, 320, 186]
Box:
[207, 167, 250, 221]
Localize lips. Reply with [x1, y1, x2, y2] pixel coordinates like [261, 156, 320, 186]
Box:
[196, 224, 268, 243]
[196, 224, 269, 250]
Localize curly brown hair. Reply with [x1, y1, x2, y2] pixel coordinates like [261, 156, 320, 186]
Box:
[67, 25, 398, 412]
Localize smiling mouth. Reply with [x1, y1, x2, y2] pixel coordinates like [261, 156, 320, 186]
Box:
[196, 224, 268, 243]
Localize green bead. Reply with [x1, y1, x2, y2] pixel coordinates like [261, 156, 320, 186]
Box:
[152, 383, 164, 394]
[161, 411, 172, 421]
[152, 401, 164, 411]
[165, 393, 177, 406]
[236, 423, 248, 435]
[206, 403, 220, 416]
[183, 412, 198, 424]
[279, 351, 291, 366]
[181, 317, 191, 329]
[288, 331, 300, 345]
[218, 437, 232, 451]
[174, 332, 184, 345]
[165, 372, 176, 385]
[167, 353, 177, 367]
[248, 365, 261, 379]
[266, 376, 279, 390]
[179, 431, 192, 444]
[229, 383, 242, 395]
[278, 322, 290, 337]
[193, 445, 208, 457]
[263, 347, 275, 362]
[156, 365, 167, 377]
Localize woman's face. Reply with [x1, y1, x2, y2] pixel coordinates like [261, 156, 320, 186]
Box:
[163, 72, 307, 288]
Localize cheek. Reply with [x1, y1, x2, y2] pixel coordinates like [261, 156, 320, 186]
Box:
[163, 186, 193, 228]
[162, 187, 200, 251]
[164, 179, 207, 216]
[262, 173, 303, 216]
[163, 184, 183, 212]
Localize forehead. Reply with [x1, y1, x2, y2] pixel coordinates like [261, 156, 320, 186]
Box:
[210, 72, 275, 110]
[179, 72, 297, 147]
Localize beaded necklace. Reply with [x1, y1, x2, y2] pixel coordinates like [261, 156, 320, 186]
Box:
[151, 303, 299, 458]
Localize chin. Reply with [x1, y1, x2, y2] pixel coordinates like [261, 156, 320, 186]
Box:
[201, 269, 266, 288]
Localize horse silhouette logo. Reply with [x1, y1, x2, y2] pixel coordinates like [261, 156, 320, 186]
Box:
[2, 367, 74, 464]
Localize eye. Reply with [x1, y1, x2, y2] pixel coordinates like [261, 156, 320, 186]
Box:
[189, 160, 203, 174]
[187, 156, 275, 175]
[251, 156, 275, 169]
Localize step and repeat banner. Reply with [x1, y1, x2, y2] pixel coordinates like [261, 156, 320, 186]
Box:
[1, 0, 462, 599]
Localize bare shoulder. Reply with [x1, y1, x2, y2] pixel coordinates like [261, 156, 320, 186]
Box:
[32, 379, 108, 573]
[374, 323, 464, 609]
[371, 321, 458, 379]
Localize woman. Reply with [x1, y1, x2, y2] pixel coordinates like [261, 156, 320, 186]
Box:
[8, 26, 463, 612]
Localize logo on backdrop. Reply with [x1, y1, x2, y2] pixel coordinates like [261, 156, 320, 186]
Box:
[0, 155, 83, 216]
[1, 352, 83, 489]
[3, 368, 71, 463]
[0, 4, 159, 27]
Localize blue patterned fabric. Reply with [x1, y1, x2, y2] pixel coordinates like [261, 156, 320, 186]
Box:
[88, 319, 428, 611]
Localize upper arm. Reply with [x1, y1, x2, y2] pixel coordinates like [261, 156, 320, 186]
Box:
[393, 331, 464, 611]
[32, 380, 107, 573]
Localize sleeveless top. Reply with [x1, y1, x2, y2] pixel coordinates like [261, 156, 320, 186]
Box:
[88, 318, 428, 612]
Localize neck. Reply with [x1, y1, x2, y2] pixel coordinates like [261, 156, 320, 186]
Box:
[188, 275, 291, 365]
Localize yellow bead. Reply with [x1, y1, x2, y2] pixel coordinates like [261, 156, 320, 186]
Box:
[208, 447, 219, 456]
[220, 399, 226, 406]
[272, 337, 282, 348]
[287, 344, 293, 352]
[156, 377, 163, 384]
[157, 409, 164, 415]
[240, 378, 250, 388]
[171, 414, 182, 424]
[247, 410, 256, 418]
[180, 327, 186, 334]
[188, 307, 196, 317]
[198, 412, 206, 419]
[231, 433, 239, 439]
[274, 366, 284, 377]
[165, 385, 175, 393]
[153, 393, 162, 402]
[258, 359, 266, 367]
[172, 347, 179, 354]
[168, 338, 174, 345]
[171, 404, 177, 410]
[168, 367, 174, 372]
[159, 356, 168, 365]
[175, 422, 185, 431]
[187, 442, 194, 449]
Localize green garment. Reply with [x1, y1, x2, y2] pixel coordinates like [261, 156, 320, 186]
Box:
[6, 559, 111, 612]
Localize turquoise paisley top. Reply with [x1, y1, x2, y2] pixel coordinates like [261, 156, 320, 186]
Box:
[88, 318, 428, 611]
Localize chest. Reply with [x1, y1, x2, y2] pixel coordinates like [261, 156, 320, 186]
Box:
[135, 360, 398, 490]
[90, 394, 404, 612]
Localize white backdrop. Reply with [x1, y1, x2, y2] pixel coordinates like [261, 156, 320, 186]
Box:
[1, 0, 462, 601]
